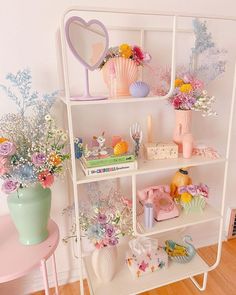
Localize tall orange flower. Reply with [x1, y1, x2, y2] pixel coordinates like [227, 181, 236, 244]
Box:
[49, 152, 62, 166]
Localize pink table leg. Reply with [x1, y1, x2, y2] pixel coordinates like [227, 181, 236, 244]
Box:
[41, 259, 49, 295]
[51, 253, 59, 295]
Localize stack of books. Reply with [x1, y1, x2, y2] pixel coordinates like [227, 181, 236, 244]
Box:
[79, 152, 137, 176]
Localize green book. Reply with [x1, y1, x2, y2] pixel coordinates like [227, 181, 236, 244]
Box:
[81, 153, 135, 168]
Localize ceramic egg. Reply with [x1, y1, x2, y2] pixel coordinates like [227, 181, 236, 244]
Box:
[129, 81, 150, 97]
[113, 141, 128, 156]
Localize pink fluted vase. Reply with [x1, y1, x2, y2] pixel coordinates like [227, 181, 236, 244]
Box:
[102, 57, 139, 97]
[173, 109, 193, 152]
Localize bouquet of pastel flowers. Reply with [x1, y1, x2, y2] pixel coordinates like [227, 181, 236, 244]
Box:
[78, 187, 133, 249]
[168, 73, 216, 116]
[0, 69, 70, 194]
[99, 43, 151, 69]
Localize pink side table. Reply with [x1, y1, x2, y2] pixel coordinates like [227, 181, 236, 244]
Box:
[0, 215, 60, 295]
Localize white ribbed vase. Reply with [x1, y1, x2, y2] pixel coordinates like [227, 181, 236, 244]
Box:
[91, 245, 118, 282]
[102, 57, 139, 96]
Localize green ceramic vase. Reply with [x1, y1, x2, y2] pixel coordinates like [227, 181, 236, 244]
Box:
[7, 183, 51, 245]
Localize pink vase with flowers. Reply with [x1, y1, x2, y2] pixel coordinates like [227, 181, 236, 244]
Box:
[100, 43, 151, 97]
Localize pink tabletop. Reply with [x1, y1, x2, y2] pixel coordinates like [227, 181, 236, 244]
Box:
[0, 215, 59, 283]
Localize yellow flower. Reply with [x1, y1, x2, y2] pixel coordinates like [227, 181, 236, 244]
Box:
[175, 78, 184, 88]
[49, 152, 62, 166]
[180, 83, 193, 93]
[0, 137, 8, 144]
[119, 43, 132, 58]
[181, 192, 192, 203]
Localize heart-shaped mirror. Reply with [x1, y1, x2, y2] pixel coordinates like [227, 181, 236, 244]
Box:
[65, 16, 109, 100]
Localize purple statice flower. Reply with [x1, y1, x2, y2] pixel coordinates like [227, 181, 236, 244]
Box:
[108, 236, 118, 246]
[32, 152, 46, 167]
[186, 185, 198, 196]
[0, 141, 15, 156]
[2, 179, 19, 194]
[105, 224, 115, 237]
[97, 213, 107, 224]
[197, 183, 209, 198]
[178, 186, 187, 194]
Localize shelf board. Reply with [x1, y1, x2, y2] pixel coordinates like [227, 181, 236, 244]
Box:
[76, 155, 225, 184]
[137, 204, 221, 236]
[59, 95, 166, 106]
[137, 156, 225, 175]
[84, 243, 209, 295]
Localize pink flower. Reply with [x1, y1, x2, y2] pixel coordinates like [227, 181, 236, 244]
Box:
[133, 46, 144, 61]
[38, 170, 54, 188]
[97, 213, 107, 224]
[32, 153, 46, 167]
[190, 77, 204, 91]
[95, 242, 103, 249]
[121, 197, 132, 208]
[172, 96, 182, 109]
[0, 141, 15, 156]
[197, 183, 209, 198]
[2, 179, 19, 194]
[143, 52, 152, 62]
[0, 156, 8, 175]
[139, 260, 149, 272]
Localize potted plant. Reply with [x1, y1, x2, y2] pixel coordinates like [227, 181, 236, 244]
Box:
[0, 69, 70, 245]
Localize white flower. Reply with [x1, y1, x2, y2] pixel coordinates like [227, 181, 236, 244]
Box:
[62, 134, 68, 141]
[45, 115, 51, 121]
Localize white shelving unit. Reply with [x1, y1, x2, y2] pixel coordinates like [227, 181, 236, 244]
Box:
[59, 7, 236, 295]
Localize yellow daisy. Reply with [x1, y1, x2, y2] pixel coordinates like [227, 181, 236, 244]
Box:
[180, 83, 193, 93]
[119, 43, 132, 59]
[180, 192, 192, 203]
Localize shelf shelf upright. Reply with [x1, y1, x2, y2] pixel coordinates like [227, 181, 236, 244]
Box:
[58, 6, 236, 295]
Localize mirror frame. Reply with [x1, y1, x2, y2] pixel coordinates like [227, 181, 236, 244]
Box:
[65, 16, 109, 71]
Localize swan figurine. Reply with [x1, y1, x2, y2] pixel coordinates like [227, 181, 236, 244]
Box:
[164, 235, 196, 263]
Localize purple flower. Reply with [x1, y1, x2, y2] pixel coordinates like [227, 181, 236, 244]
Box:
[105, 224, 115, 237]
[32, 153, 46, 167]
[97, 213, 107, 224]
[108, 237, 118, 246]
[0, 142, 15, 156]
[2, 179, 19, 194]
[178, 186, 187, 194]
[186, 185, 198, 196]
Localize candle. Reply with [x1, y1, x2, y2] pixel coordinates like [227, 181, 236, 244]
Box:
[144, 203, 154, 228]
[147, 115, 153, 143]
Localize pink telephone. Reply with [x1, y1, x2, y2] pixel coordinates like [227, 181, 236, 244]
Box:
[138, 185, 179, 221]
